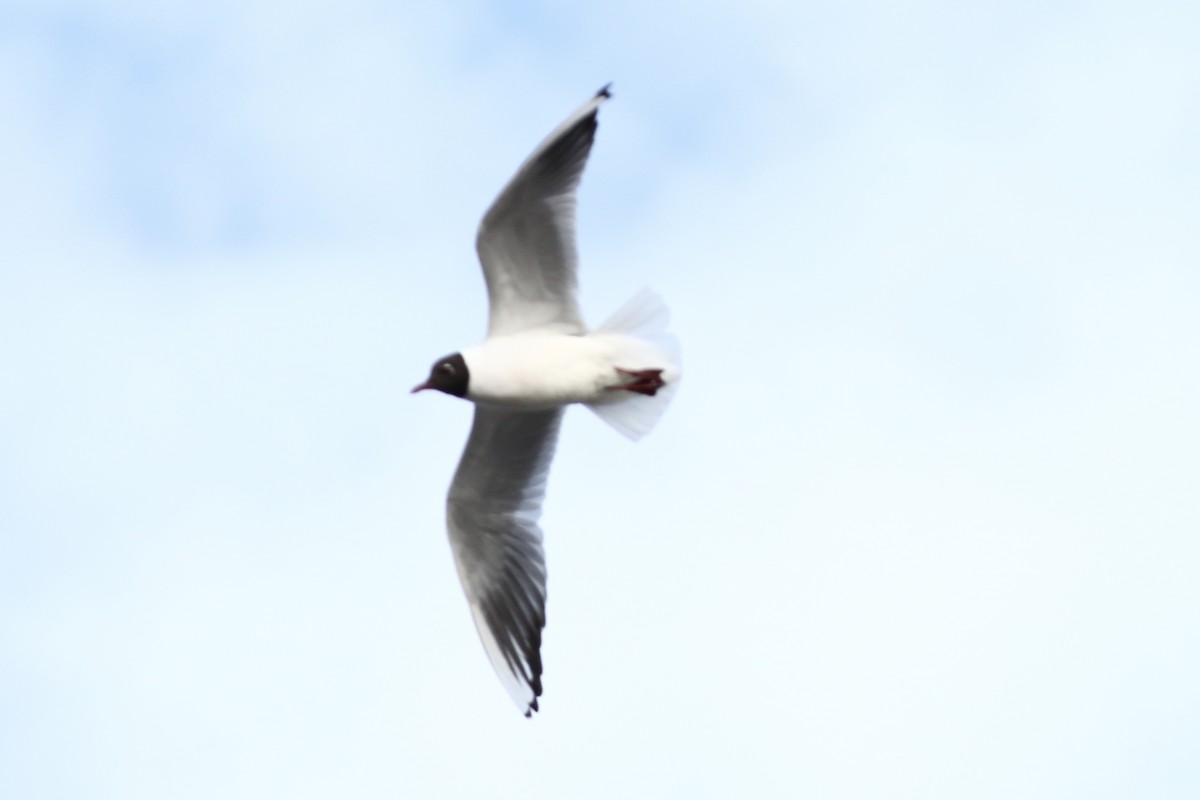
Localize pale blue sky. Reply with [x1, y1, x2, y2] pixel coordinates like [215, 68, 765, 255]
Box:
[3, 1, 1199, 798]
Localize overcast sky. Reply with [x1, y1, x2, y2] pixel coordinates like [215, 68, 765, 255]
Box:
[3, 1, 1199, 798]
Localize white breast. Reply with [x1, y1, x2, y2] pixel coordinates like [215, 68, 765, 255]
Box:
[462, 332, 618, 409]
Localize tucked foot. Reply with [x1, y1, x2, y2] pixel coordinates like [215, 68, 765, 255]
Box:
[606, 368, 666, 397]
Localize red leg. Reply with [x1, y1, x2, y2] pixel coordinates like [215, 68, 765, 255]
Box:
[606, 368, 666, 397]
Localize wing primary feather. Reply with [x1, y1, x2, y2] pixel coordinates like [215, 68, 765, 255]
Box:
[475, 88, 612, 336]
[446, 407, 563, 716]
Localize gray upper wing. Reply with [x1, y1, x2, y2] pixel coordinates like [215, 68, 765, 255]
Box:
[475, 86, 611, 337]
[446, 405, 563, 716]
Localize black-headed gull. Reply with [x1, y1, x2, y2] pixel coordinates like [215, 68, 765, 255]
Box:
[413, 85, 681, 716]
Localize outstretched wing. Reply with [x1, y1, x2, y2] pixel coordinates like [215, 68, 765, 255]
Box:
[446, 406, 563, 716]
[475, 85, 611, 337]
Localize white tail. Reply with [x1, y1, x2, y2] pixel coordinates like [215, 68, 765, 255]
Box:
[586, 288, 682, 441]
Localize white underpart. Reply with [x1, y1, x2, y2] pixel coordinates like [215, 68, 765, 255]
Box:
[461, 287, 680, 439]
[462, 333, 623, 408]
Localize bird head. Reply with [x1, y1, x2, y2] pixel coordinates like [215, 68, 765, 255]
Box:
[412, 353, 469, 398]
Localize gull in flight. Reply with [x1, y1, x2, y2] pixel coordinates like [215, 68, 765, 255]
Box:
[413, 85, 681, 716]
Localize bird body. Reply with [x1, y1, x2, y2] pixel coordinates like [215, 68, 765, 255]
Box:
[463, 331, 614, 409]
[414, 85, 680, 716]
[462, 328, 677, 411]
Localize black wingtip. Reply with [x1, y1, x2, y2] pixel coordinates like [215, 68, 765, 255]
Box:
[597, 83, 613, 99]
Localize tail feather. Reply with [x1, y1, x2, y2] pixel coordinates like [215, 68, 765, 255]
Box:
[587, 288, 682, 441]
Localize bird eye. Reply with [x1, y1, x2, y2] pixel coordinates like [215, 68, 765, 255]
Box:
[439, 363, 455, 375]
